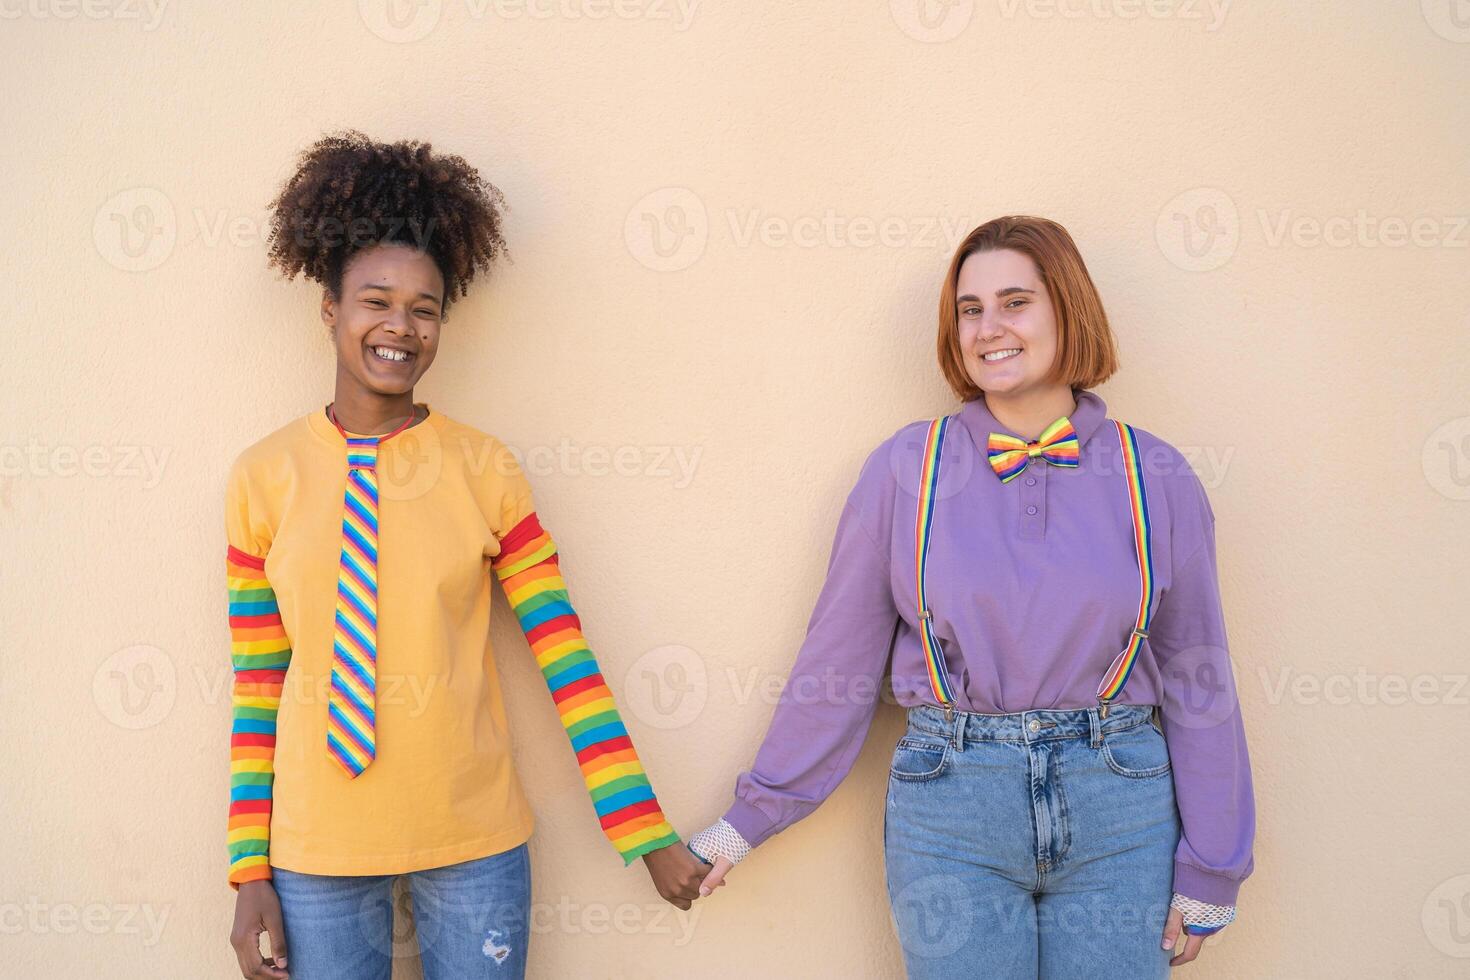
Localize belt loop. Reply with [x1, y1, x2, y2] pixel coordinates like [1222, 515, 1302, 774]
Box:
[1088, 706, 1102, 748]
[954, 709, 965, 753]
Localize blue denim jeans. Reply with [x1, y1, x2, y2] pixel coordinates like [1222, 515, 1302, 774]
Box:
[883, 703, 1180, 979]
[271, 843, 531, 980]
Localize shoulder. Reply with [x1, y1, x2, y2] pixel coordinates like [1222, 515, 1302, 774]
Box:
[844, 415, 953, 509]
[1112, 420, 1217, 529]
[227, 414, 312, 487]
[429, 411, 531, 496]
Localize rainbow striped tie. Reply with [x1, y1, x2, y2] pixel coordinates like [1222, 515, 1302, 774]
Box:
[987, 416, 1080, 483]
[327, 433, 383, 777]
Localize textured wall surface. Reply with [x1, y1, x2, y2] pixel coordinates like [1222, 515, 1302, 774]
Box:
[3, 2, 1467, 977]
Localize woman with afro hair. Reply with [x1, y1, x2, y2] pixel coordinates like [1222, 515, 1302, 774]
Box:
[224, 131, 711, 979]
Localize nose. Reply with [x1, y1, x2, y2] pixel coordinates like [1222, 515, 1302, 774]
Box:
[976, 307, 1005, 340]
[380, 308, 412, 336]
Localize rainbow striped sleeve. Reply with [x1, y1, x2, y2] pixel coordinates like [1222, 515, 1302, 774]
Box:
[491, 512, 681, 865]
[226, 545, 292, 889]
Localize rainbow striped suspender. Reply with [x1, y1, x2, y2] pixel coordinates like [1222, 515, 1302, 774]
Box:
[914, 416, 956, 710]
[912, 417, 1155, 719]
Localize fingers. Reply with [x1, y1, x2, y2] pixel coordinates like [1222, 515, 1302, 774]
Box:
[232, 919, 288, 980]
[230, 920, 264, 979]
[261, 902, 289, 977]
[1160, 906, 1183, 952]
[699, 857, 734, 898]
[1162, 908, 1206, 966]
[1169, 931, 1205, 966]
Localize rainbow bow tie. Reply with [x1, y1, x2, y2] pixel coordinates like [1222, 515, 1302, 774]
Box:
[987, 417, 1080, 482]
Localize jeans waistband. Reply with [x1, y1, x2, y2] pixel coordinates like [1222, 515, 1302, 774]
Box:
[906, 702, 1157, 747]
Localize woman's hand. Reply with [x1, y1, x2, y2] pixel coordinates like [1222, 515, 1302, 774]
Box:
[697, 856, 735, 897]
[642, 841, 721, 910]
[1161, 906, 1205, 966]
[230, 880, 289, 979]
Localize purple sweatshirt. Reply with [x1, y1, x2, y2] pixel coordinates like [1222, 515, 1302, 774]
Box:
[720, 388, 1255, 906]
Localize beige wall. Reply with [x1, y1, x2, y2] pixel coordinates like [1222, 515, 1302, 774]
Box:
[3, 1, 1467, 977]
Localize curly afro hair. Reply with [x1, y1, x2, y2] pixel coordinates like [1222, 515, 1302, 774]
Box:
[266, 130, 507, 309]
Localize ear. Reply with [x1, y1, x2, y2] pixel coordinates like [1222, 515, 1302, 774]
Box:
[320, 289, 337, 337]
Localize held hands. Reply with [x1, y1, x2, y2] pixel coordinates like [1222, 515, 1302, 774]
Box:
[644, 818, 752, 908]
[641, 840, 728, 910]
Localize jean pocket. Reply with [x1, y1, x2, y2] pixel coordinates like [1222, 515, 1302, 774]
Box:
[889, 732, 952, 783]
[1100, 722, 1172, 779]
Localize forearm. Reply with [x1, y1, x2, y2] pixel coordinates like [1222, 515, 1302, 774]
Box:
[718, 501, 897, 850]
[492, 512, 679, 864]
[225, 547, 291, 889]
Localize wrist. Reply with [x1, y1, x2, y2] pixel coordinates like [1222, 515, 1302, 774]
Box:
[687, 818, 754, 865]
[1170, 892, 1236, 935]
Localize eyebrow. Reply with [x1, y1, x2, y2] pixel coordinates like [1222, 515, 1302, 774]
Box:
[956, 287, 1036, 302]
[356, 284, 443, 304]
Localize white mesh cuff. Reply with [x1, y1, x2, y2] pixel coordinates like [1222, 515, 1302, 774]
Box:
[1171, 893, 1236, 933]
[687, 819, 753, 866]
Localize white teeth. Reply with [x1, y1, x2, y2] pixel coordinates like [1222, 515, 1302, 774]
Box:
[983, 348, 1021, 362]
[373, 346, 411, 362]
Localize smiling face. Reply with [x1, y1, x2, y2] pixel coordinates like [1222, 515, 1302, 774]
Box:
[321, 243, 446, 397]
[955, 248, 1060, 397]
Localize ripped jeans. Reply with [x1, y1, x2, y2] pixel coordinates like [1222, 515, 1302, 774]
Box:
[271, 842, 531, 979]
[883, 703, 1180, 979]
